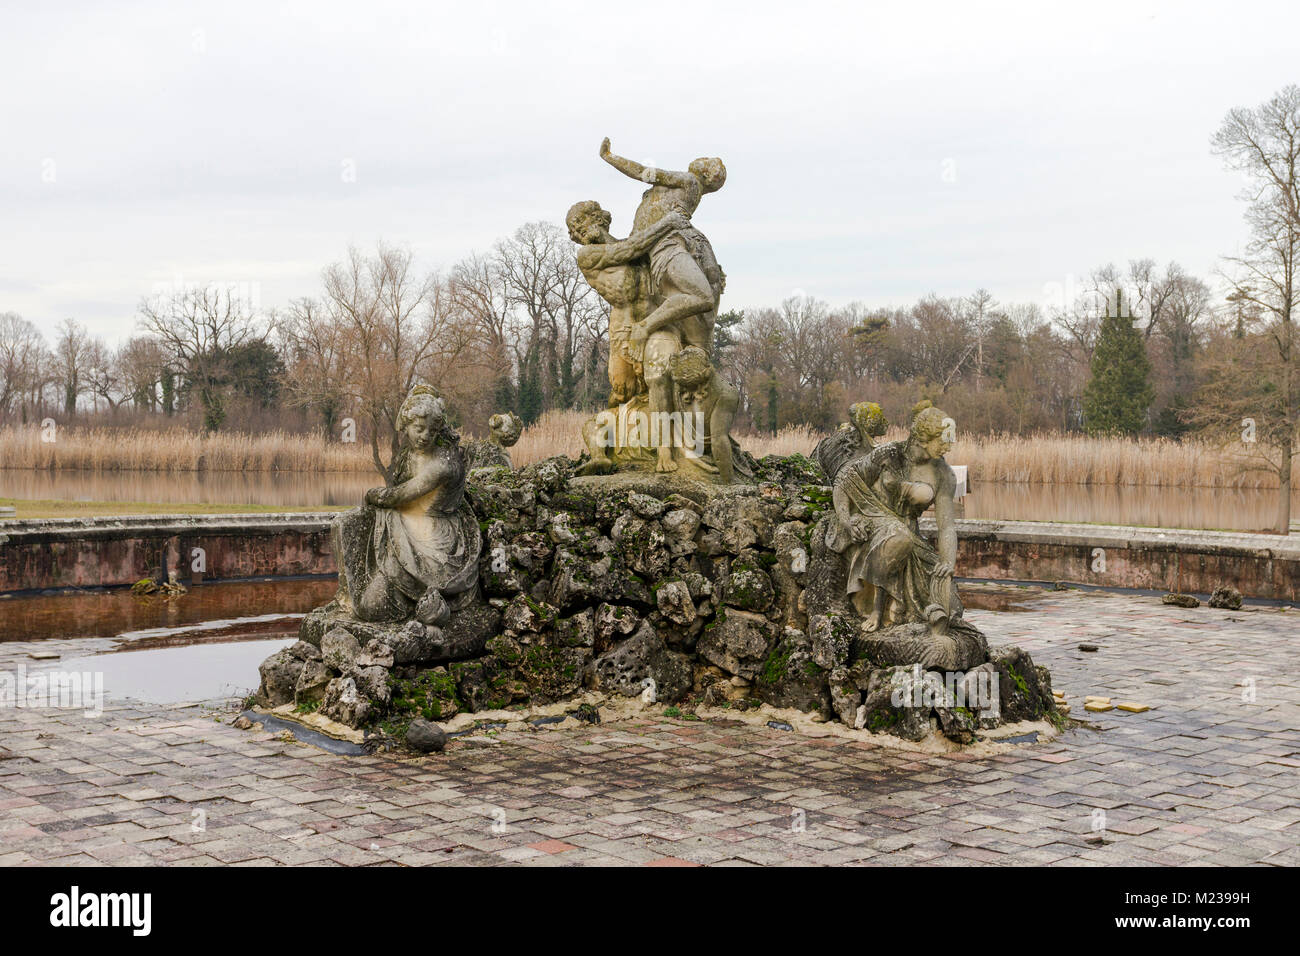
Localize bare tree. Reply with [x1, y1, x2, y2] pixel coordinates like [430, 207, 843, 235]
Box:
[321, 243, 448, 476]
[1201, 85, 1300, 532]
[0, 312, 50, 425]
[281, 296, 354, 434]
[52, 318, 95, 415]
[136, 284, 263, 431]
[116, 336, 171, 411]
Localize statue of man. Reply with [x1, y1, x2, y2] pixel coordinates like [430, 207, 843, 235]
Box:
[566, 201, 688, 407]
[598, 138, 727, 471]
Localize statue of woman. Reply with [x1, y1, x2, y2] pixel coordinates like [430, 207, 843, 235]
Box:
[831, 406, 960, 632]
[349, 386, 481, 626]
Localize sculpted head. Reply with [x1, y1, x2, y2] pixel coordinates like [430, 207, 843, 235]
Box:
[669, 346, 713, 392]
[397, 386, 449, 451]
[689, 157, 727, 194]
[909, 406, 952, 461]
[488, 411, 522, 447]
[566, 201, 612, 244]
[849, 401, 888, 440]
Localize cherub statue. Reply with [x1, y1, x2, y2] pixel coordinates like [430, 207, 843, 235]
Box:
[342, 386, 481, 626]
[667, 346, 743, 484]
[814, 401, 889, 482]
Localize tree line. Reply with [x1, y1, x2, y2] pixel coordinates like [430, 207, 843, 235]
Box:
[2, 86, 1298, 527]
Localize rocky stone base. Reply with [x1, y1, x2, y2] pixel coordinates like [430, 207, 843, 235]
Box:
[255, 453, 1064, 746]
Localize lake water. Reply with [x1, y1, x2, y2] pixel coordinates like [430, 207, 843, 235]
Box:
[2, 470, 1296, 532]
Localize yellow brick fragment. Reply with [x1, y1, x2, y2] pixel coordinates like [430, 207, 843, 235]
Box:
[1116, 702, 1150, 713]
[1084, 702, 1114, 712]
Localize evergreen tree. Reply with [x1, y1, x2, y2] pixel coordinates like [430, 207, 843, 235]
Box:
[713, 309, 744, 367]
[517, 339, 544, 426]
[1083, 289, 1153, 435]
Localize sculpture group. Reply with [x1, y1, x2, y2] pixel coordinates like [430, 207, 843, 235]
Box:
[255, 142, 1060, 744]
[570, 138, 746, 482]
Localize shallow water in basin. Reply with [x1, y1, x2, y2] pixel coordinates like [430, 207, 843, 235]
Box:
[61, 637, 296, 704]
[0, 578, 338, 643]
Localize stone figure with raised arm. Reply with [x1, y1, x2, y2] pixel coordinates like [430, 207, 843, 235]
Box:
[599, 137, 727, 472]
[566, 200, 690, 408]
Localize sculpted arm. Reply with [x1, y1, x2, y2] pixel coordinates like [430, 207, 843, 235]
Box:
[832, 454, 882, 535]
[932, 463, 958, 570]
[582, 213, 685, 269]
[366, 459, 448, 507]
[600, 137, 697, 190]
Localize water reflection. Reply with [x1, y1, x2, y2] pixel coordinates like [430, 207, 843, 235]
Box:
[0, 578, 338, 643]
[61, 638, 295, 704]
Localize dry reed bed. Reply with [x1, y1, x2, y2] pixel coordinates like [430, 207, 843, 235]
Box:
[0, 420, 1283, 488]
[0, 427, 373, 473]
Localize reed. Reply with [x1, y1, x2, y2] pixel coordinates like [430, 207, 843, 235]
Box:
[0, 426, 373, 473]
[0, 420, 1285, 488]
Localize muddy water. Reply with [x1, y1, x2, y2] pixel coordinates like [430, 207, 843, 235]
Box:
[0, 578, 337, 643]
[4, 470, 1295, 531]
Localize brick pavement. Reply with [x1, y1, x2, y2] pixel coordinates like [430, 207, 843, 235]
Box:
[0, 588, 1296, 866]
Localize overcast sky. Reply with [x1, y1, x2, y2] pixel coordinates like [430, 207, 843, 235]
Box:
[3, 0, 1298, 345]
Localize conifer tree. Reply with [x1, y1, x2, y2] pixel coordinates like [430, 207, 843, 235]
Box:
[1083, 289, 1153, 435]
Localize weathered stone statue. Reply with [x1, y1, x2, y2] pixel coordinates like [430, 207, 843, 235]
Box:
[571, 138, 742, 481]
[667, 346, 744, 484]
[342, 386, 482, 626]
[568, 202, 690, 411]
[257, 385, 500, 728]
[467, 411, 522, 471]
[826, 406, 986, 670]
[814, 401, 889, 482]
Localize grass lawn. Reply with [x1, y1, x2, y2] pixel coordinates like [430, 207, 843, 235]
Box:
[0, 498, 349, 519]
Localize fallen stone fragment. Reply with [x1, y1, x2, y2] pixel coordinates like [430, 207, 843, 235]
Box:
[1162, 593, 1200, 608]
[1208, 585, 1243, 610]
[1078, 644, 1100, 652]
[405, 718, 448, 753]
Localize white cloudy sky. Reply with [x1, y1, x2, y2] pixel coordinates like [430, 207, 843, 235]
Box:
[2, 0, 1297, 344]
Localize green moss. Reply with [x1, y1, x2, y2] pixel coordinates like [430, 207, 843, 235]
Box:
[867, 709, 899, 731]
[760, 645, 792, 685]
